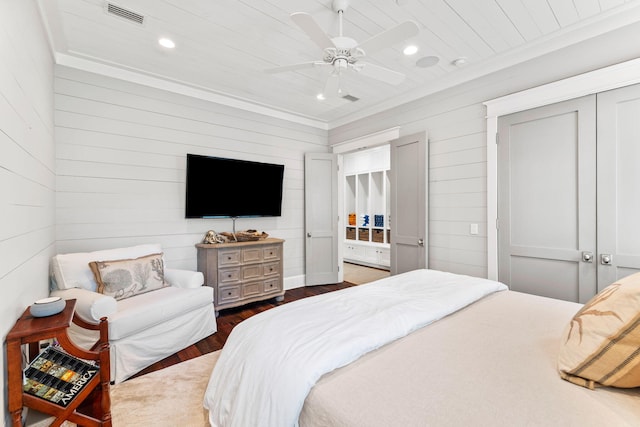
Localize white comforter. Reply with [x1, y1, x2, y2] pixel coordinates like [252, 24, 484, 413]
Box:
[204, 269, 507, 427]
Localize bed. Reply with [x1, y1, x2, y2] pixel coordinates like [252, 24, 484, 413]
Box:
[203, 269, 640, 427]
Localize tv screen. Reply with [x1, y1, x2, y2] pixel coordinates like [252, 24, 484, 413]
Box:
[185, 154, 284, 218]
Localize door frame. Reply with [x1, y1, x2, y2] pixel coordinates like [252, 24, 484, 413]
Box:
[484, 57, 640, 280]
[331, 127, 401, 276]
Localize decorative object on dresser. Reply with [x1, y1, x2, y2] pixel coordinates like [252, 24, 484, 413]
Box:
[220, 229, 269, 242]
[197, 238, 284, 315]
[49, 244, 217, 384]
[202, 230, 225, 244]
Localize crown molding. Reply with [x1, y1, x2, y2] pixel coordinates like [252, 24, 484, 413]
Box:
[55, 53, 329, 131]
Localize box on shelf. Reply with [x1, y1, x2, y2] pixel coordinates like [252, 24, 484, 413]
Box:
[346, 227, 356, 240]
[372, 229, 385, 243]
[358, 228, 370, 241]
[374, 214, 384, 227]
[348, 213, 356, 226]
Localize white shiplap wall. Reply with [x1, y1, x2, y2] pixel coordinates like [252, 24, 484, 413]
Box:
[1, 0, 55, 424]
[332, 94, 490, 278]
[54, 66, 328, 285]
[330, 25, 640, 279]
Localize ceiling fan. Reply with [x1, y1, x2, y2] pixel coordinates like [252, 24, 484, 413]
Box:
[265, 0, 420, 98]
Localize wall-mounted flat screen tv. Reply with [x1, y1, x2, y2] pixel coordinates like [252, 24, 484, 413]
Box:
[185, 154, 285, 218]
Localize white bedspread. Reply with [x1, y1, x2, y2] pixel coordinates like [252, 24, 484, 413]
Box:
[203, 269, 507, 427]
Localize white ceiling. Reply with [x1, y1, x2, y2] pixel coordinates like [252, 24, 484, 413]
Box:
[39, 0, 640, 128]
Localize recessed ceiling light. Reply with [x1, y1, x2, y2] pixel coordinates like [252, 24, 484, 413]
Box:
[158, 38, 175, 49]
[403, 45, 418, 56]
[452, 57, 467, 67]
[316, 93, 325, 101]
[416, 55, 439, 68]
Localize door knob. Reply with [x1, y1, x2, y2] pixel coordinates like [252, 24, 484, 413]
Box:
[601, 254, 612, 265]
[418, 238, 424, 247]
[582, 251, 593, 263]
[307, 232, 312, 237]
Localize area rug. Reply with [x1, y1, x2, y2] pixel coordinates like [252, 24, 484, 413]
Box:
[110, 351, 221, 426]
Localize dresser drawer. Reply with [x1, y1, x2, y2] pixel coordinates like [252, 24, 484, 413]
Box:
[242, 264, 263, 281]
[263, 245, 280, 261]
[218, 285, 241, 303]
[218, 268, 240, 284]
[263, 277, 281, 294]
[218, 249, 241, 266]
[242, 281, 261, 298]
[263, 261, 280, 277]
[242, 247, 263, 263]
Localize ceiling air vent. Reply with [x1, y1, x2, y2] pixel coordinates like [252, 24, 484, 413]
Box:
[106, 3, 144, 25]
[342, 94, 360, 102]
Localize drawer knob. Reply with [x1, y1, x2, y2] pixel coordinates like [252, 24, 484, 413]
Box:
[228, 274, 232, 278]
[227, 256, 231, 260]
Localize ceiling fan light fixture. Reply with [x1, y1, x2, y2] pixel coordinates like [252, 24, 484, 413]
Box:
[270, 4, 418, 90]
[403, 45, 418, 56]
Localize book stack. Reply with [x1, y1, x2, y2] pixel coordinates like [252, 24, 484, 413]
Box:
[23, 346, 99, 407]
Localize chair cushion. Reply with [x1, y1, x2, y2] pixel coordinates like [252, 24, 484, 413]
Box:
[89, 253, 167, 301]
[108, 285, 214, 340]
[51, 244, 162, 291]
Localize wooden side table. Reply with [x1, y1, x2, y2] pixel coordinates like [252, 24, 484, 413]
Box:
[6, 299, 112, 427]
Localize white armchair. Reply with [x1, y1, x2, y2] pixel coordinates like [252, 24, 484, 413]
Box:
[49, 244, 217, 384]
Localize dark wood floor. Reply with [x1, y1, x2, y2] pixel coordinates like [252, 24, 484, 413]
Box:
[129, 281, 355, 380]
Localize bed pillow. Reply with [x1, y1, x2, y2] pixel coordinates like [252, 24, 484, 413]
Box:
[558, 272, 640, 389]
[89, 253, 167, 301]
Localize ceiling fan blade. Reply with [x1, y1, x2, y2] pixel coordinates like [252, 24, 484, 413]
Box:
[291, 12, 336, 50]
[264, 61, 328, 74]
[356, 63, 406, 85]
[356, 21, 420, 55]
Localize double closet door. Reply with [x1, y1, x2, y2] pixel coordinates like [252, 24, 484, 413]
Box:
[498, 83, 640, 303]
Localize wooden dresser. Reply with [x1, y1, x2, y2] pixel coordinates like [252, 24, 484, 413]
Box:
[196, 238, 284, 314]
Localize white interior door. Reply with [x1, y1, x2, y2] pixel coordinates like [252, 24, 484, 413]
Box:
[597, 83, 640, 288]
[304, 153, 339, 285]
[498, 95, 597, 303]
[390, 131, 428, 275]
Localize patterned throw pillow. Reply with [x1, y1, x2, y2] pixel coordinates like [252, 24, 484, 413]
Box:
[558, 272, 640, 389]
[89, 253, 167, 301]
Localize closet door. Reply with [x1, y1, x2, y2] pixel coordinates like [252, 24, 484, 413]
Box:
[597, 83, 640, 289]
[498, 96, 597, 303]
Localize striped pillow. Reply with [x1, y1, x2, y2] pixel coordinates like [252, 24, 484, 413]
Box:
[558, 272, 640, 389]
